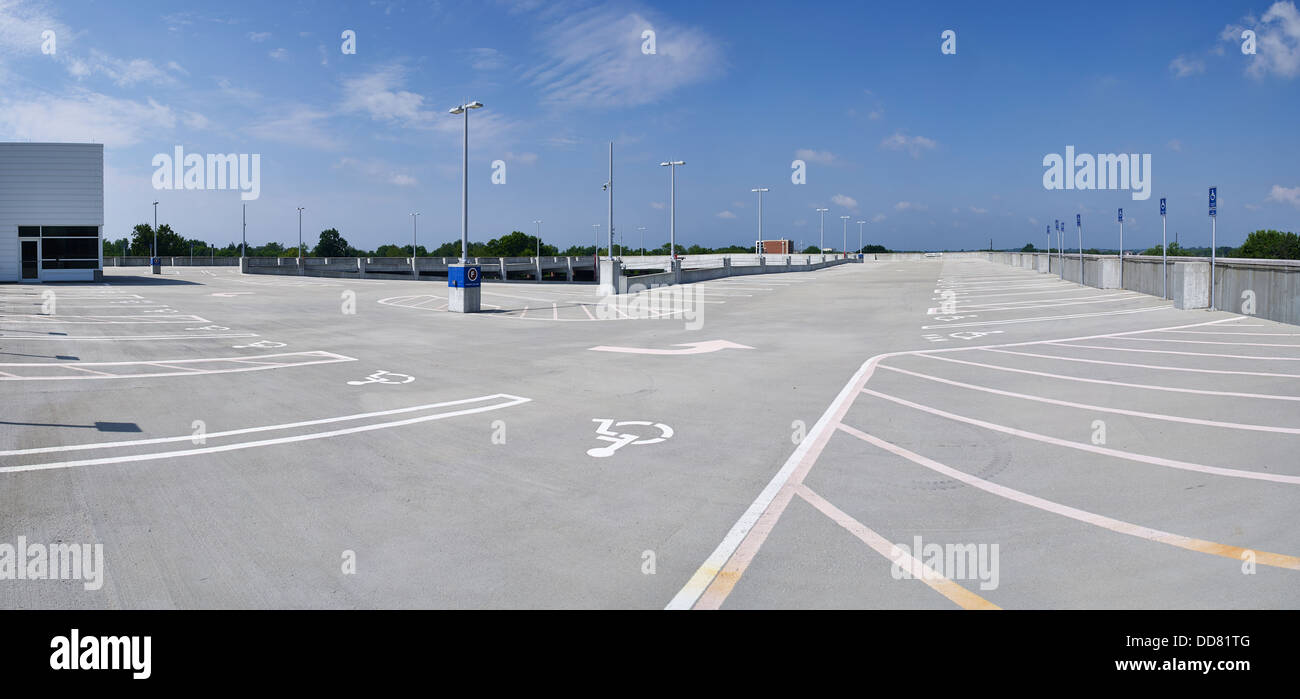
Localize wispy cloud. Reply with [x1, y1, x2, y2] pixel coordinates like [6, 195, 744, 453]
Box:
[831, 193, 858, 211]
[246, 106, 340, 149]
[716, 210, 736, 219]
[880, 130, 937, 157]
[67, 50, 176, 87]
[0, 89, 177, 147]
[795, 148, 836, 165]
[894, 201, 926, 211]
[1169, 54, 1205, 77]
[1267, 184, 1300, 207]
[464, 47, 507, 70]
[269, 48, 288, 61]
[247, 31, 272, 42]
[521, 6, 725, 108]
[1222, 1, 1300, 79]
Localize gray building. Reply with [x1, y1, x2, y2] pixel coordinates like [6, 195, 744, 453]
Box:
[0, 142, 104, 282]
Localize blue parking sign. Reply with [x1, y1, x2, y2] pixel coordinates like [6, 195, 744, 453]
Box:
[1118, 208, 1123, 222]
[1209, 187, 1217, 217]
[1076, 213, 1081, 227]
[1160, 198, 1166, 216]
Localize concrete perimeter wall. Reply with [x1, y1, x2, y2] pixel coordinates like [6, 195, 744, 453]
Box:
[988, 251, 1299, 325]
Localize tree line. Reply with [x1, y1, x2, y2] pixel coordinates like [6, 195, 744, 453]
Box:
[1019, 230, 1299, 260]
[103, 225, 894, 258]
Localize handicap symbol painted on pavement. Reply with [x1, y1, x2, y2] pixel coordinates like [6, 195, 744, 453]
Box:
[586, 418, 674, 458]
[347, 370, 415, 386]
[233, 340, 287, 349]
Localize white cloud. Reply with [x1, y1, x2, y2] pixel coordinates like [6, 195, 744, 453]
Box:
[340, 65, 433, 126]
[465, 47, 506, 70]
[1169, 54, 1205, 77]
[894, 201, 926, 211]
[716, 210, 736, 219]
[0, 90, 177, 147]
[867, 109, 884, 120]
[871, 214, 887, 223]
[880, 130, 937, 157]
[166, 60, 189, 76]
[1223, 1, 1300, 79]
[66, 50, 175, 87]
[334, 157, 417, 187]
[389, 174, 417, 186]
[269, 48, 288, 60]
[246, 106, 340, 149]
[521, 7, 725, 108]
[969, 206, 988, 214]
[795, 148, 836, 165]
[831, 194, 858, 211]
[502, 151, 538, 165]
[247, 31, 272, 42]
[650, 201, 666, 209]
[1267, 184, 1300, 207]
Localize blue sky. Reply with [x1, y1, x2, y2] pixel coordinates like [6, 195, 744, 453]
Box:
[1, 0, 1297, 252]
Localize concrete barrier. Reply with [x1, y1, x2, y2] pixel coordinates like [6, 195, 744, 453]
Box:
[987, 251, 1300, 324]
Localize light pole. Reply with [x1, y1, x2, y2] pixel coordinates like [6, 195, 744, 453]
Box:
[816, 207, 828, 251]
[448, 101, 483, 263]
[1209, 186, 1217, 310]
[856, 220, 865, 254]
[592, 224, 600, 255]
[241, 203, 246, 261]
[606, 142, 614, 261]
[297, 207, 305, 264]
[637, 226, 646, 256]
[660, 160, 685, 258]
[532, 220, 542, 258]
[1117, 207, 1124, 288]
[152, 201, 159, 259]
[1057, 219, 1063, 279]
[840, 215, 850, 255]
[410, 212, 420, 277]
[751, 187, 769, 249]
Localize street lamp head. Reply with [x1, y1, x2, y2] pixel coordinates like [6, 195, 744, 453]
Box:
[840, 215, 850, 219]
[816, 207, 828, 213]
[660, 160, 685, 167]
[751, 187, 769, 193]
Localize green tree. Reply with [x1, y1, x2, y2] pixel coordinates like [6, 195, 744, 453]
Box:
[1234, 229, 1300, 260]
[802, 245, 821, 254]
[1140, 241, 1196, 256]
[313, 228, 350, 257]
[1020, 243, 1038, 252]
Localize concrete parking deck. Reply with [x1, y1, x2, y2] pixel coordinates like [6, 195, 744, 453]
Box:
[1, 258, 1295, 608]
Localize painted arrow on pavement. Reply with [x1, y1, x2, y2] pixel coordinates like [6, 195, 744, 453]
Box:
[588, 340, 754, 355]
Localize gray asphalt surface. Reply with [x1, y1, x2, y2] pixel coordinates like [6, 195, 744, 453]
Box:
[1, 257, 1295, 608]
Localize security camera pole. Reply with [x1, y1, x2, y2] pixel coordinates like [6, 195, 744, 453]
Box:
[446, 100, 483, 312]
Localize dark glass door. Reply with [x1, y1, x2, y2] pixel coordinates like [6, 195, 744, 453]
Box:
[21, 240, 39, 279]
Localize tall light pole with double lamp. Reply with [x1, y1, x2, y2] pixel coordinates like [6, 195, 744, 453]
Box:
[533, 220, 542, 258]
[410, 212, 420, 277]
[660, 160, 684, 258]
[816, 207, 829, 252]
[446, 101, 483, 312]
[840, 215, 850, 255]
[637, 226, 646, 256]
[751, 187, 769, 251]
[152, 201, 159, 269]
[856, 220, 865, 255]
[297, 207, 305, 272]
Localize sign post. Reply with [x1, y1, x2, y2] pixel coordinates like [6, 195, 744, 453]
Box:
[1076, 213, 1082, 282]
[1209, 187, 1217, 310]
[1160, 197, 1167, 299]
[1118, 207, 1124, 288]
[1057, 220, 1064, 279]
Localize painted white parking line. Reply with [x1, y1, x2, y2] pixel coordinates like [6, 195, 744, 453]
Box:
[0, 394, 530, 474]
[877, 364, 1300, 435]
[835, 423, 1300, 570]
[920, 305, 1169, 330]
[0, 351, 355, 380]
[916, 353, 1300, 402]
[1052, 343, 1300, 362]
[1107, 336, 1300, 348]
[0, 314, 210, 324]
[986, 348, 1300, 378]
[0, 333, 257, 342]
[1157, 330, 1300, 337]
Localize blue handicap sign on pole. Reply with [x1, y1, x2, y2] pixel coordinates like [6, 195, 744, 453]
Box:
[1208, 187, 1217, 217]
[1118, 208, 1123, 222]
[1160, 198, 1166, 216]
